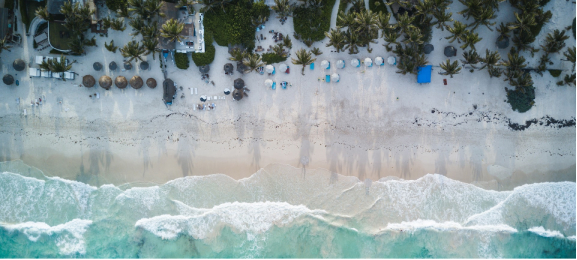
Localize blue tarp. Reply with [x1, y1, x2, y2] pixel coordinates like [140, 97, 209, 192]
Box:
[417, 65, 432, 83]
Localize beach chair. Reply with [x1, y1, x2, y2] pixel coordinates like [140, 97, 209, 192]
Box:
[281, 81, 287, 89]
[286, 66, 290, 74]
[272, 82, 276, 90]
[326, 75, 330, 83]
[310, 63, 314, 70]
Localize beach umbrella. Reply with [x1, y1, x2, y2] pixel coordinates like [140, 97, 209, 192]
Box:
[109, 61, 117, 71]
[351, 59, 360, 67]
[146, 78, 157, 88]
[140, 61, 149, 70]
[424, 44, 434, 54]
[83, 75, 96, 88]
[375, 57, 384, 66]
[236, 62, 247, 74]
[232, 89, 243, 101]
[264, 79, 273, 88]
[224, 88, 231, 95]
[3, 74, 14, 85]
[321, 60, 330, 69]
[444, 46, 457, 57]
[224, 63, 234, 73]
[124, 62, 132, 70]
[93, 62, 103, 71]
[99, 75, 112, 90]
[496, 36, 509, 49]
[331, 73, 340, 82]
[234, 78, 245, 89]
[265, 64, 274, 74]
[387, 56, 396, 65]
[336, 59, 345, 69]
[199, 65, 210, 74]
[200, 95, 207, 102]
[13, 59, 25, 71]
[115, 76, 128, 89]
[279, 63, 288, 72]
[364, 58, 373, 67]
[130, 75, 143, 89]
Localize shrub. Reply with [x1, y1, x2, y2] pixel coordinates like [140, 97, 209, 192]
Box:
[4, 0, 14, 9]
[191, 31, 215, 66]
[548, 69, 562, 77]
[506, 86, 535, 113]
[105, 0, 128, 13]
[293, 0, 337, 43]
[19, 0, 28, 30]
[262, 52, 287, 64]
[369, 0, 388, 15]
[175, 52, 189, 69]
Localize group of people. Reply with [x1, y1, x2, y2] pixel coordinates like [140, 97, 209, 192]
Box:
[279, 16, 288, 25]
[273, 32, 284, 43]
[197, 103, 216, 111]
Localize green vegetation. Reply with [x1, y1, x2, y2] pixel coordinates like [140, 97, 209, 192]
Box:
[191, 32, 215, 66]
[0, 35, 12, 55]
[174, 53, 190, 69]
[38, 54, 75, 80]
[572, 18, 575, 39]
[4, 0, 14, 9]
[262, 52, 287, 64]
[203, 0, 270, 50]
[48, 22, 72, 50]
[506, 85, 535, 113]
[106, 0, 128, 13]
[369, 0, 388, 15]
[293, 0, 337, 45]
[291, 48, 316, 75]
[548, 70, 562, 77]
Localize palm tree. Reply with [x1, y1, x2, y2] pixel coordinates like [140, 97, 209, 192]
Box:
[251, 15, 267, 28]
[272, 44, 287, 57]
[175, 0, 198, 13]
[291, 48, 316, 75]
[242, 53, 264, 73]
[229, 48, 247, 62]
[143, 38, 159, 59]
[385, 0, 408, 8]
[469, 7, 496, 31]
[111, 18, 126, 31]
[283, 36, 292, 49]
[396, 12, 415, 33]
[141, 21, 159, 39]
[383, 30, 400, 51]
[541, 29, 569, 54]
[457, 0, 483, 20]
[509, 73, 533, 90]
[432, 9, 452, 31]
[512, 32, 537, 54]
[337, 11, 355, 28]
[377, 12, 394, 33]
[414, 0, 434, 17]
[129, 0, 164, 20]
[271, 0, 295, 18]
[68, 36, 86, 55]
[479, 49, 501, 71]
[325, 29, 346, 53]
[402, 26, 423, 45]
[462, 49, 480, 69]
[39, 55, 75, 80]
[35, 6, 50, 20]
[459, 31, 481, 51]
[0, 35, 12, 55]
[508, 12, 536, 36]
[563, 46, 576, 71]
[502, 52, 527, 72]
[488, 67, 502, 78]
[445, 21, 467, 43]
[201, 0, 233, 13]
[439, 59, 461, 78]
[496, 22, 510, 41]
[102, 16, 113, 30]
[311, 47, 323, 56]
[120, 40, 146, 62]
[160, 18, 185, 43]
[344, 30, 360, 54]
[129, 17, 145, 37]
[105, 40, 118, 53]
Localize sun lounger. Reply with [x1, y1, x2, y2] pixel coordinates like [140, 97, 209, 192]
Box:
[272, 82, 276, 90]
[190, 88, 194, 95]
[310, 63, 314, 70]
[281, 81, 287, 89]
[213, 96, 217, 100]
[207, 96, 211, 101]
[195, 88, 198, 94]
[326, 75, 330, 83]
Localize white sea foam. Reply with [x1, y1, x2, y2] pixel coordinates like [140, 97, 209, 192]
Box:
[383, 219, 518, 233]
[2, 219, 92, 255]
[528, 226, 565, 238]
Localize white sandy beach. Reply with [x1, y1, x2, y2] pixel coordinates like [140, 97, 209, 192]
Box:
[0, 0, 575, 189]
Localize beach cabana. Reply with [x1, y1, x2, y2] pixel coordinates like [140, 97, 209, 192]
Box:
[140, 61, 149, 70]
[124, 62, 132, 70]
[99, 75, 113, 90]
[163, 79, 176, 105]
[13, 59, 25, 71]
[388, 56, 396, 65]
[224, 63, 234, 73]
[321, 60, 330, 69]
[234, 78, 245, 89]
[336, 60, 345, 69]
[109, 61, 117, 71]
[375, 57, 384, 66]
[232, 89, 244, 101]
[115, 76, 128, 89]
[279, 63, 288, 73]
[444, 46, 457, 57]
[93, 62, 103, 71]
[331, 73, 340, 82]
[266, 64, 275, 74]
[351, 59, 360, 67]
[424, 44, 434, 54]
[417, 65, 432, 84]
[3, 74, 14, 85]
[199, 65, 210, 74]
[83, 75, 96, 88]
[365, 58, 373, 67]
[130, 75, 144, 89]
[265, 79, 273, 88]
[146, 78, 157, 88]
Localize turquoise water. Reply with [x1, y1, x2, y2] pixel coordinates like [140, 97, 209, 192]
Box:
[0, 161, 575, 258]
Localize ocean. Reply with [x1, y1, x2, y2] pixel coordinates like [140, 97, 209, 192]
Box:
[0, 161, 574, 258]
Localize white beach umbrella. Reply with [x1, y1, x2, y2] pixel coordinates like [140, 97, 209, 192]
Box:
[336, 60, 345, 69]
[331, 73, 340, 82]
[351, 59, 360, 67]
[279, 63, 288, 72]
[364, 58, 373, 67]
[321, 60, 330, 69]
[375, 57, 384, 66]
[265, 64, 275, 74]
[388, 56, 396, 65]
[265, 79, 273, 88]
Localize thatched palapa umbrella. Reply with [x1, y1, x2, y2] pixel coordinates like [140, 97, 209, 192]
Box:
[130, 75, 143, 89]
[232, 89, 244, 101]
[146, 78, 157, 88]
[224, 63, 233, 73]
[140, 61, 149, 70]
[13, 59, 25, 71]
[236, 62, 247, 74]
[109, 61, 118, 71]
[93, 62, 103, 71]
[444, 46, 457, 57]
[99, 75, 112, 90]
[3, 74, 14, 85]
[115, 76, 128, 89]
[83, 75, 96, 88]
[199, 65, 210, 74]
[124, 62, 132, 70]
[233, 78, 245, 89]
[424, 44, 434, 54]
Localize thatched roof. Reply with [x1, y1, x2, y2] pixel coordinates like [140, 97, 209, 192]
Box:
[234, 78, 245, 89]
[146, 78, 157, 88]
[224, 63, 234, 73]
[140, 61, 149, 70]
[109, 61, 117, 71]
[93, 62, 103, 71]
[199, 65, 210, 73]
[130, 75, 143, 89]
[236, 62, 247, 74]
[444, 46, 457, 57]
[424, 44, 434, 54]
[99, 75, 113, 90]
[3, 74, 14, 85]
[13, 59, 25, 71]
[115, 76, 128, 89]
[83, 75, 96, 88]
[232, 89, 243, 101]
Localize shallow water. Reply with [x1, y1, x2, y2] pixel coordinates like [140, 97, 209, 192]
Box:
[0, 161, 574, 258]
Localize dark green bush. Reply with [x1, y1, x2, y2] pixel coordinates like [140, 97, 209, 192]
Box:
[191, 31, 215, 66]
[105, 0, 128, 13]
[293, 0, 337, 42]
[572, 18, 575, 39]
[506, 86, 535, 113]
[369, 0, 388, 15]
[19, 0, 28, 30]
[262, 52, 287, 64]
[4, 0, 14, 9]
[548, 70, 562, 77]
[175, 53, 189, 69]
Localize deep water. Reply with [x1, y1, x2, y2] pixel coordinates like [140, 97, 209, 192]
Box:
[0, 161, 575, 258]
